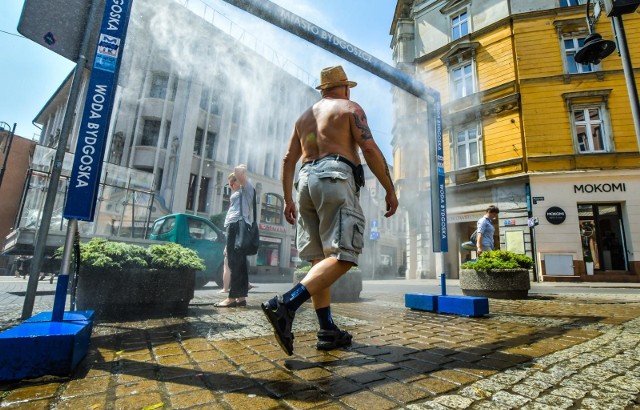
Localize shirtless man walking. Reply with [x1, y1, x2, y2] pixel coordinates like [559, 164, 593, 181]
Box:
[262, 65, 398, 355]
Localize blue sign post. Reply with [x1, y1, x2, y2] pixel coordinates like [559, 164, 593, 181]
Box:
[432, 98, 448, 253]
[64, 0, 134, 221]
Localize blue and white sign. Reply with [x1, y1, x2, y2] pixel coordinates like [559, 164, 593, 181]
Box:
[370, 231, 380, 241]
[64, 0, 133, 221]
[430, 97, 448, 252]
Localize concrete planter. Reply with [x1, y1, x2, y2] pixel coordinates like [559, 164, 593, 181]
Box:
[459, 268, 530, 299]
[76, 268, 195, 320]
[293, 267, 363, 302]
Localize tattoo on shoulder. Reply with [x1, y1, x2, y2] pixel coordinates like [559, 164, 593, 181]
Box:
[352, 112, 373, 140]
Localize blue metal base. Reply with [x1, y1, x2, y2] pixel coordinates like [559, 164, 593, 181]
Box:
[0, 312, 93, 381]
[437, 295, 489, 317]
[24, 310, 95, 324]
[405, 293, 438, 312]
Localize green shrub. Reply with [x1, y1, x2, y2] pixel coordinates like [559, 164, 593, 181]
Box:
[57, 238, 205, 272]
[148, 242, 205, 271]
[80, 238, 149, 270]
[461, 250, 533, 273]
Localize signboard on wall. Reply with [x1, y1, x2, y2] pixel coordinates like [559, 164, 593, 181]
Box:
[545, 207, 566, 225]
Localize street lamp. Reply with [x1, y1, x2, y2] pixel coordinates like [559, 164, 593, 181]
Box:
[574, 0, 616, 65]
[0, 121, 17, 188]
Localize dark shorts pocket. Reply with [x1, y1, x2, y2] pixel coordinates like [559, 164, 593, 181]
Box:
[339, 207, 365, 253]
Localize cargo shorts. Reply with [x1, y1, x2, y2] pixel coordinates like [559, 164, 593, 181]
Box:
[295, 158, 365, 265]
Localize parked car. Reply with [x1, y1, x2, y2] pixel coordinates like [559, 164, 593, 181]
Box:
[149, 214, 226, 288]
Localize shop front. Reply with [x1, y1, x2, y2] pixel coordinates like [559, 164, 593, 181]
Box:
[444, 176, 531, 278]
[252, 222, 294, 278]
[529, 170, 639, 281]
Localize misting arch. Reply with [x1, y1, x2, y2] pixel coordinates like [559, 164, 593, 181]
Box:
[219, 0, 449, 276]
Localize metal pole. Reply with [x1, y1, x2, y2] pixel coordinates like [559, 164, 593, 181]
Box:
[51, 218, 77, 321]
[22, 0, 101, 320]
[611, 15, 640, 150]
[0, 122, 17, 188]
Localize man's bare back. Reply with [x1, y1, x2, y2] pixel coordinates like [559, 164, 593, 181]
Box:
[282, 76, 398, 223]
[295, 98, 361, 165]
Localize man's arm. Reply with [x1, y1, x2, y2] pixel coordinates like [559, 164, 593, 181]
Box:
[282, 127, 302, 225]
[350, 103, 398, 217]
[235, 164, 247, 186]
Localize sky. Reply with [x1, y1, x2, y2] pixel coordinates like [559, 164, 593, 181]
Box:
[0, 0, 399, 158]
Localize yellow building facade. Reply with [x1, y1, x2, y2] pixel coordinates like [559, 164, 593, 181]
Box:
[391, 0, 640, 281]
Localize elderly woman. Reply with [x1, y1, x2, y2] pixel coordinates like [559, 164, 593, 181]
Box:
[215, 165, 255, 307]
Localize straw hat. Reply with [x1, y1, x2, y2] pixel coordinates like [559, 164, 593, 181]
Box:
[315, 65, 357, 90]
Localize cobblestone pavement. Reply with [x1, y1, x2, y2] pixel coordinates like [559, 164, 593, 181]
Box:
[0, 278, 640, 409]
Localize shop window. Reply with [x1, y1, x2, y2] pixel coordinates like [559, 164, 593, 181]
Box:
[578, 203, 628, 271]
[256, 242, 281, 267]
[261, 193, 283, 225]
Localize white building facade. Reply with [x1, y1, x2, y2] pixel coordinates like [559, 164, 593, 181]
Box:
[33, 0, 319, 276]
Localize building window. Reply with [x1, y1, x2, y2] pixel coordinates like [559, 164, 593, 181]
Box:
[564, 37, 595, 74]
[140, 120, 161, 146]
[227, 138, 237, 164]
[451, 11, 469, 40]
[572, 106, 608, 153]
[455, 124, 479, 169]
[560, 0, 585, 6]
[200, 87, 210, 111]
[261, 193, 283, 225]
[198, 176, 210, 212]
[204, 131, 216, 160]
[194, 128, 203, 156]
[186, 173, 197, 211]
[451, 62, 475, 99]
[231, 99, 242, 123]
[149, 73, 169, 99]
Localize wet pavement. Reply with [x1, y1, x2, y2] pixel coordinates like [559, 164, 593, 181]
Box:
[0, 277, 639, 409]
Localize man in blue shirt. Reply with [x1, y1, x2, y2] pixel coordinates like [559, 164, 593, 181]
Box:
[476, 205, 500, 254]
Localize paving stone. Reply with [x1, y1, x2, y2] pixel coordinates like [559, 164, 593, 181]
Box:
[1, 383, 60, 404]
[370, 381, 432, 404]
[490, 390, 530, 407]
[413, 376, 459, 395]
[430, 394, 474, 409]
[339, 390, 398, 410]
[53, 394, 108, 410]
[113, 391, 165, 410]
[549, 386, 587, 400]
[534, 393, 575, 409]
[511, 383, 544, 399]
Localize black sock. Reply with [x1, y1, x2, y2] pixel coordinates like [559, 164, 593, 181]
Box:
[283, 283, 310, 311]
[315, 306, 338, 331]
